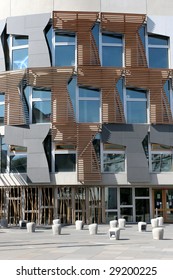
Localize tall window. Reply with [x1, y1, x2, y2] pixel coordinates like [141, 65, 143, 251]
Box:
[0, 137, 7, 173]
[68, 78, 101, 123]
[24, 87, 51, 124]
[102, 143, 126, 173]
[148, 34, 169, 68]
[102, 33, 123, 67]
[54, 144, 76, 172]
[9, 35, 28, 70]
[125, 88, 148, 123]
[9, 145, 27, 173]
[54, 32, 76, 66]
[150, 143, 173, 172]
[0, 93, 5, 126]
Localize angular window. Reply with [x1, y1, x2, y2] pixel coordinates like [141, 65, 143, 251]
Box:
[151, 143, 173, 172]
[0, 93, 5, 126]
[54, 32, 76, 66]
[8, 35, 28, 70]
[54, 145, 76, 172]
[102, 143, 126, 173]
[79, 88, 100, 123]
[9, 145, 27, 173]
[68, 78, 101, 123]
[126, 88, 148, 123]
[102, 33, 123, 67]
[24, 87, 51, 124]
[148, 34, 169, 68]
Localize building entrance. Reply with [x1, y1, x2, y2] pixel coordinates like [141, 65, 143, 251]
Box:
[153, 189, 173, 223]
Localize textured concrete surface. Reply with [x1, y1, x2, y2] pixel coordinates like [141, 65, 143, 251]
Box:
[0, 224, 173, 260]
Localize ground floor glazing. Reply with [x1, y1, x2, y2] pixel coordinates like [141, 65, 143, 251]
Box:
[0, 186, 173, 225]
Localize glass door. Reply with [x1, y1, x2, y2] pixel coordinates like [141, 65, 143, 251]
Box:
[153, 189, 173, 223]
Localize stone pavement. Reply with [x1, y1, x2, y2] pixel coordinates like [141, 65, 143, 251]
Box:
[0, 223, 173, 260]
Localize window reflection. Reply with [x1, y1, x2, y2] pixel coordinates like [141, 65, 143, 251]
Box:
[10, 154, 27, 173]
[55, 154, 76, 172]
[55, 33, 75, 66]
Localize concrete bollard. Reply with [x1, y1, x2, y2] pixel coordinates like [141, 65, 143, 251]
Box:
[75, 220, 83, 230]
[52, 224, 61, 235]
[19, 220, 27, 229]
[109, 227, 120, 240]
[53, 219, 61, 225]
[151, 218, 158, 228]
[109, 220, 118, 228]
[27, 222, 36, 233]
[118, 218, 126, 228]
[152, 227, 164, 240]
[138, 222, 147, 232]
[156, 217, 164, 227]
[89, 223, 98, 235]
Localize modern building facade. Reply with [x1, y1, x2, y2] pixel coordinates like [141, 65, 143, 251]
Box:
[1, 0, 173, 225]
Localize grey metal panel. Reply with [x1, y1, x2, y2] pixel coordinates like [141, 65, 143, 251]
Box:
[0, 19, 6, 72]
[7, 13, 51, 67]
[150, 125, 173, 146]
[102, 124, 150, 183]
[4, 124, 51, 183]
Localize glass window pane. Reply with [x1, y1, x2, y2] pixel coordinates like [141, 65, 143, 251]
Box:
[68, 77, 76, 118]
[79, 88, 99, 98]
[55, 34, 75, 43]
[32, 100, 51, 123]
[55, 45, 75, 66]
[1, 137, 7, 172]
[135, 188, 149, 197]
[127, 101, 147, 123]
[152, 154, 161, 172]
[92, 24, 99, 49]
[33, 89, 51, 99]
[120, 188, 132, 205]
[102, 34, 122, 44]
[12, 48, 28, 69]
[161, 154, 172, 171]
[116, 78, 124, 104]
[102, 46, 122, 66]
[126, 89, 146, 99]
[120, 207, 133, 222]
[79, 100, 100, 122]
[149, 48, 168, 68]
[148, 35, 168, 45]
[0, 105, 4, 125]
[55, 154, 76, 172]
[13, 36, 28, 46]
[10, 155, 27, 173]
[103, 154, 125, 172]
[135, 199, 150, 223]
[105, 187, 117, 209]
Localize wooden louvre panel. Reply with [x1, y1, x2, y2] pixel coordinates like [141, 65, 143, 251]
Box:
[125, 68, 173, 124]
[53, 11, 100, 66]
[52, 123, 77, 144]
[78, 66, 125, 123]
[101, 13, 147, 68]
[0, 70, 26, 125]
[77, 123, 101, 182]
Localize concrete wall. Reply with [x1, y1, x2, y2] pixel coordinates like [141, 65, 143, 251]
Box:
[0, 0, 172, 19]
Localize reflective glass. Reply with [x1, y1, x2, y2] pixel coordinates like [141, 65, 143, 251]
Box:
[148, 35, 168, 45]
[68, 77, 76, 118]
[135, 188, 149, 197]
[1, 137, 7, 172]
[55, 34, 75, 43]
[120, 188, 132, 205]
[127, 101, 147, 123]
[79, 88, 99, 98]
[33, 89, 51, 99]
[102, 46, 122, 66]
[152, 154, 172, 172]
[126, 89, 146, 99]
[13, 36, 28, 46]
[116, 79, 124, 104]
[120, 207, 133, 222]
[0, 105, 4, 125]
[149, 48, 168, 68]
[105, 187, 117, 209]
[79, 100, 100, 122]
[103, 154, 125, 172]
[164, 80, 170, 104]
[102, 33, 122, 44]
[135, 199, 150, 223]
[92, 23, 99, 49]
[55, 45, 75, 66]
[10, 155, 27, 173]
[32, 100, 51, 123]
[12, 48, 28, 69]
[55, 154, 76, 172]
